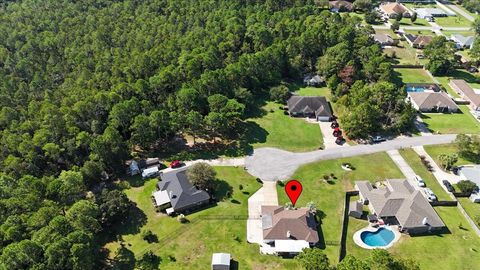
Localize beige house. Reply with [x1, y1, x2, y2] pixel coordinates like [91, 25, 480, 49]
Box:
[380, 2, 410, 18]
[355, 179, 445, 234]
[449, 79, 480, 111]
[407, 92, 459, 113]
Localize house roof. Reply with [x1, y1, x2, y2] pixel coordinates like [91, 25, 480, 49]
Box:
[408, 92, 459, 111]
[211, 253, 230, 266]
[459, 165, 480, 187]
[450, 79, 480, 107]
[287, 96, 332, 118]
[157, 167, 210, 211]
[413, 35, 433, 47]
[329, 0, 353, 11]
[355, 179, 445, 229]
[261, 206, 319, 243]
[415, 8, 447, 16]
[380, 3, 408, 15]
[451, 35, 475, 47]
[373, 34, 394, 44]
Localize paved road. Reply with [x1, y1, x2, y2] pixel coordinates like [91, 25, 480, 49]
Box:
[245, 134, 457, 181]
[446, 4, 475, 22]
[372, 25, 472, 31]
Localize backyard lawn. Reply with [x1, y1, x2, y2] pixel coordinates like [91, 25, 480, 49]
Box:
[420, 105, 480, 134]
[104, 167, 300, 270]
[295, 86, 331, 99]
[346, 206, 480, 270]
[395, 68, 434, 84]
[391, 18, 429, 26]
[399, 148, 451, 201]
[246, 101, 323, 152]
[276, 152, 404, 263]
[458, 197, 480, 228]
[435, 14, 473, 27]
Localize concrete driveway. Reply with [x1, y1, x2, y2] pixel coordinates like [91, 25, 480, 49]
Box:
[319, 121, 349, 149]
[247, 181, 278, 244]
[387, 150, 418, 187]
[245, 134, 457, 181]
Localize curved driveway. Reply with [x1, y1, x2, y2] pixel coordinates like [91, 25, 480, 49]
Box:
[245, 134, 457, 181]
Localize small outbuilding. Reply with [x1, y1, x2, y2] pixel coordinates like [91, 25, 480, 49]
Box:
[211, 253, 231, 270]
[142, 166, 159, 179]
[349, 201, 363, 219]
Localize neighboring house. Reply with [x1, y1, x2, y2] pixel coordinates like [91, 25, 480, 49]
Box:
[458, 165, 480, 189]
[261, 206, 319, 256]
[451, 35, 475, 49]
[211, 253, 231, 270]
[142, 166, 159, 179]
[404, 34, 433, 49]
[355, 179, 446, 234]
[329, 0, 354, 12]
[414, 8, 451, 20]
[373, 33, 395, 46]
[407, 92, 459, 113]
[449, 79, 480, 111]
[152, 167, 210, 215]
[287, 96, 333, 122]
[303, 75, 325, 86]
[349, 201, 363, 219]
[380, 2, 410, 18]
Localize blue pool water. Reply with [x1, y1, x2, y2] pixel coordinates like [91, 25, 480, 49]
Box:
[360, 228, 395, 247]
[406, 86, 426, 92]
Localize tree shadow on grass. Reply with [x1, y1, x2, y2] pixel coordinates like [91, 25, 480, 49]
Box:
[242, 121, 268, 147]
[110, 245, 136, 270]
[214, 179, 234, 202]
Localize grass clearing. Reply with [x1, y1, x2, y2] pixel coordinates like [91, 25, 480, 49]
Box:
[458, 197, 480, 227]
[246, 101, 323, 152]
[395, 68, 434, 83]
[435, 14, 473, 27]
[295, 87, 331, 99]
[424, 143, 474, 167]
[104, 167, 299, 269]
[398, 148, 451, 201]
[420, 105, 480, 134]
[391, 18, 429, 26]
[276, 152, 404, 262]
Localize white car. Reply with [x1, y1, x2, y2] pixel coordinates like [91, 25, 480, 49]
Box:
[414, 175, 426, 187]
[423, 188, 438, 201]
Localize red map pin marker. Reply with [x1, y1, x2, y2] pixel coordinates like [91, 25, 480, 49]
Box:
[285, 180, 303, 207]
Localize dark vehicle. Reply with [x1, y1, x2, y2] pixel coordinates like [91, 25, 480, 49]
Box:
[170, 160, 182, 168]
[442, 180, 455, 192]
[333, 127, 342, 137]
[331, 121, 339, 129]
[335, 136, 345, 145]
[468, 66, 478, 73]
[452, 166, 459, 175]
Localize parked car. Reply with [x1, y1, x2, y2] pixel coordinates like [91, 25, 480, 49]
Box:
[170, 160, 182, 168]
[331, 121, 339, 129]
[423, 188, 438, 201]
[414, 175, 426, 187]
[333, 128, 342, 137]
[442, 180, 455, 192]
[371, 135, 386, 143]
[335, 136, 345, 145]
[468, 66, 478, 73]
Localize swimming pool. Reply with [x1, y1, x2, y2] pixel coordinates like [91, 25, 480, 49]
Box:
[360, 227, 395, 247]
[405, 86, 426, 92]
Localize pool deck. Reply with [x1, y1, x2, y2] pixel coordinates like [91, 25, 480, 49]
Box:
[353, 224, 402, 249]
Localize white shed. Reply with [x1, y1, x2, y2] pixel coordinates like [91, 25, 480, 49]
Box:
[142, 166, 159, 179]
[211, 253, 231, 270]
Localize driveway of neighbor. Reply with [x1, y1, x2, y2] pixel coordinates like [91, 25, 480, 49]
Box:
[412, 146, 462, 186]
[245, 134, 457, 181]
[247, 181, 278, 244]
[414, 116, 432, 136]
[319, 121, 349, 149]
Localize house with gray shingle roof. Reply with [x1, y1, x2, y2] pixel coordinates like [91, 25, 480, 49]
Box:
[153, 167, 210, 215]
[287, 96, 333, 122]
[451, 35, 475, 49]
[261, 206, 319, 256]
[407, 92, 459, 113]
[355, 179, 445, 234]
[449, 79, 480, 111]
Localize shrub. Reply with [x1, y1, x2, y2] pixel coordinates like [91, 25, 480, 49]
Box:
[277, 180, 284, 187]
[457, 180, 478, 194]
[238, 184, 243, 190]
[141, 229, 158, 243]
[177, 214, 188, 223]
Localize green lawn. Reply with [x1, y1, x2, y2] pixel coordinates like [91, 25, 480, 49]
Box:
[276, 152, 404, 263]
[295, 87, 331, 99]
[346, 206, 480, 270]
[391, 18, 429, 27]
[424, 143, 475, 167]
[454, 4, 479, 20]
[435, 14, 473, 28]
[395, 68, 434, 83]
[384, 41, 427, 65]
[420, 105, 480, 134]
[105, 167, 300, 269]
[441, 30, 476, 37]
[458, 197, 480, 227]
[246, 101, 323, 152]
[399, 148, 451, 201]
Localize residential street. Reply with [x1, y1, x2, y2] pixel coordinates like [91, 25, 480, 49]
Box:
[245, 134, 457, 181]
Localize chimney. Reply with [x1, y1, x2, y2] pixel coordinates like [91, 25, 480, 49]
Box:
[286, 231, 291, 238]
[169, 191, 173, 199]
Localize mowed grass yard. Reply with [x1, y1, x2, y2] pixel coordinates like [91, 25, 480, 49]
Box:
[247, 101, 323, 152]
[295, 86, 331, 99]
[395, 68, 434, 84]
[435, 14, 473, 27]
[105, 167, 300, 270]
[276, 152, 404, 263]
[398, 148, 451, 201]
[424, 143, 473, 168]
[420, 105, 480, 134]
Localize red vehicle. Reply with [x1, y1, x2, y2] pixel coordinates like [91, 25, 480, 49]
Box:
[170, 160, 182, 168]
[333, 127, 342, 137]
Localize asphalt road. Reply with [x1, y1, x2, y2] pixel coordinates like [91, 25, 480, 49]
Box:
[245, 134, 457, 181]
